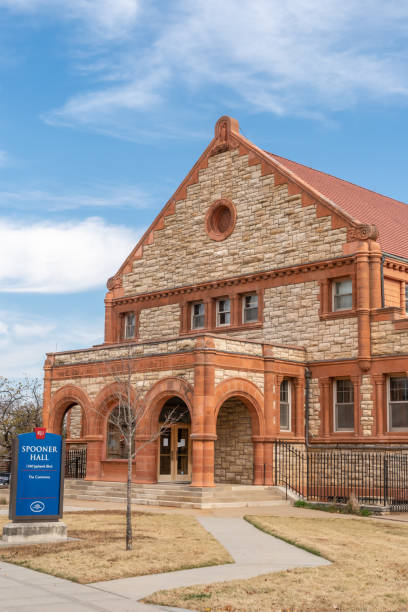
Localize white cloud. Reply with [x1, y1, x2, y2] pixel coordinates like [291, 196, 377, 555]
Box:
[0, 217, 142, 293]
[0, 0, 141, 40]
[0, 309, 104, 378]
[0, 184, 150, 211]
[40, 0, 408, 135]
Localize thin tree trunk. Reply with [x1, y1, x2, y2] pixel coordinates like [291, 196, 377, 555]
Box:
[126, 435, 133, 551]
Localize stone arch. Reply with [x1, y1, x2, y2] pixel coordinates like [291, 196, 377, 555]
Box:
[49, 385, 91, 437]
[92, 381, 140, 436]
[143, 377, 194, 434]
[213, 378, 264, 485]
[213, 377, 264, 436]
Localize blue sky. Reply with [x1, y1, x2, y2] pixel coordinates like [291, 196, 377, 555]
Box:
[0, 1, 407, 379]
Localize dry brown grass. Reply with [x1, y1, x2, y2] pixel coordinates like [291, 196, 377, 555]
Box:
[146, 514, 408, 612]
[0, 511, 232, 583]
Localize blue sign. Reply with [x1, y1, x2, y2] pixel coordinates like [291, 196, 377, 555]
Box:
[11, 432, 64, 521]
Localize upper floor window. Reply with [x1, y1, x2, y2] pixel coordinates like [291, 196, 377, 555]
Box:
[124, 313, 136, 339]
[191, 302, 205, 329]
[334, 379, 354, 431]
[280, 379, 291, 431]
[216, 298, 230, 326]
[388, 377, 408, 430]
[243, 294, 258, 323]
[332, 279, 352, 311]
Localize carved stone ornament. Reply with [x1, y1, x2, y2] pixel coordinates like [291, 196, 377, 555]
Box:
[106, 276, 123, 291]
[210, 116, 240, 156]
[348, 224, 379, 242]
[205, 199, 237, 241]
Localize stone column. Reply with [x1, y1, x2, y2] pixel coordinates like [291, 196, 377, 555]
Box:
[134, 435, 157, 483]
[369, 242, 382, 310]
[42, 355, 55, 431]
[351, 375, 361, 436]
[401, 282, 406, 315]
[320, 278, 330, 314]
[320, 378, 331, 438]
[263, 352, 279, 485]
[295, 378, 305, 438]
[373, 375, 385, 436]
[104, 294, 114, 343]
[252, 436, 265, 485]
[191, 338, 216, 487]
[356, 241, 371, 371]
[84, 435, 104, 480]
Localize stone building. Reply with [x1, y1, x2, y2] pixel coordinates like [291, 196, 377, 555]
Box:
[43, 116, 408, 487]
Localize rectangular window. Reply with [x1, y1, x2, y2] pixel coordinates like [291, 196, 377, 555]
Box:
[243, 294, 258, 323]
[191, 302, 205, 329]
[124, 313, 136, 339]
[280, 379, 291, 431]
[333, 279, 353, 311]
[405, 284, 408, 314]
[216, 298, 230, 326]
[334, 379, 354, 431]
[389, 377, 408, 430]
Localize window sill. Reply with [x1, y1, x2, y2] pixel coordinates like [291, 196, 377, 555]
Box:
[181, 322, 262, 335]
[319, 309, 356, 321]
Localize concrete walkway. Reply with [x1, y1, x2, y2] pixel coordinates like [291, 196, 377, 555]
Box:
[0, 515, 329, 611]
[91, 516, 329, 601]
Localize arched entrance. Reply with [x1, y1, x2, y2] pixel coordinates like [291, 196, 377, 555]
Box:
[215, 397, 254, 485]
[62, 404, 84, 442]
[158, 397, 191, 483]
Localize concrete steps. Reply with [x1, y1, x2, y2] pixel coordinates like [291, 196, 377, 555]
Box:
[64, 479, 289, 509]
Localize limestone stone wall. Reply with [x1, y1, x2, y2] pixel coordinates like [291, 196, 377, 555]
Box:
[371, 321, 408, 355]
[214, 369, 264, 393]
[309, 378, 321, 437]
[214, 398, 253, 484]
[123, 149, 348, 295]
[53, 337, 196, 366]
[65, 404, 82, 438]
[264, 282, 358, 361]
[138, 304, 181, 341]
[50, 368, 194, 405]
[360, 375, 374, 437]
[212, 336, 263, 356]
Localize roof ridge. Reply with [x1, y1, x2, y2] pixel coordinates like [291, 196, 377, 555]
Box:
[267, 151, 407, 208]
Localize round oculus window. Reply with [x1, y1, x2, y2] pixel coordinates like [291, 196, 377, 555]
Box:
[205, 199, 236, 241]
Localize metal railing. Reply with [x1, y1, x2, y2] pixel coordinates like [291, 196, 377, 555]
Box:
[273, 441, 408, 511]
[65, 448, 87, 479]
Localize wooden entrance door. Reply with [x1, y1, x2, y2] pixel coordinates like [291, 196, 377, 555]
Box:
[158, 424, 191, 482]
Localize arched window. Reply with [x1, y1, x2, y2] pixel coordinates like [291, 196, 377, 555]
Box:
[106, 406, 135, 459]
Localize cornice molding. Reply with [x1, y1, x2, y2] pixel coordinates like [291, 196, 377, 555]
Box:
[112, 256, 354, 306]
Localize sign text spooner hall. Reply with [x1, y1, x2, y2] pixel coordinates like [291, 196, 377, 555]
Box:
[10, 431, 64, 521]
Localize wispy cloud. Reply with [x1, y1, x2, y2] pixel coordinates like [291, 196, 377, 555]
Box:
[3, 2, 408, 138]
[0, 309, 104, 377]
[0, 216, 142, 293]
[41, 1, 408, 137]
[0, 0, 141, 41]
[0, 184, 150, 211]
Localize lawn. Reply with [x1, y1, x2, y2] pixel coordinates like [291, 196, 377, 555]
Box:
[146, 514, 408, 612]
[0, 510, 232, 583]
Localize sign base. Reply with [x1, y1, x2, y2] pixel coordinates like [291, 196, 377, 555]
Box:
[2, 521, 67, 544]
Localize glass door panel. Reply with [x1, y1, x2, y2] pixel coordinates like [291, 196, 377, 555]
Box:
[159, 428, 172, 480]
[176, 426, 189, 478]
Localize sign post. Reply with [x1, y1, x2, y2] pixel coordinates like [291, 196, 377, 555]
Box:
[2, 429, 67, 544]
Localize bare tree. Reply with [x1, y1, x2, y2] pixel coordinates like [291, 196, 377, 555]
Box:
[94, 349, 184, 551]
[0, 377, 42, 465]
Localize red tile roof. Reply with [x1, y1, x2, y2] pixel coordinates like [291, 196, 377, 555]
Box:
[267, 152, 408, 260]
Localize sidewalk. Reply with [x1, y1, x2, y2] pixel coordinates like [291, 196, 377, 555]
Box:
[0, 512, 329, 611]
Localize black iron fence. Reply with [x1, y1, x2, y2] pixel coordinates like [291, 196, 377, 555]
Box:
[274, 441, 408, 512]
[65, 448, 87, 479]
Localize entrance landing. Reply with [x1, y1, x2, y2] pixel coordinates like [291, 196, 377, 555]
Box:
[64, 480, 289, 509]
